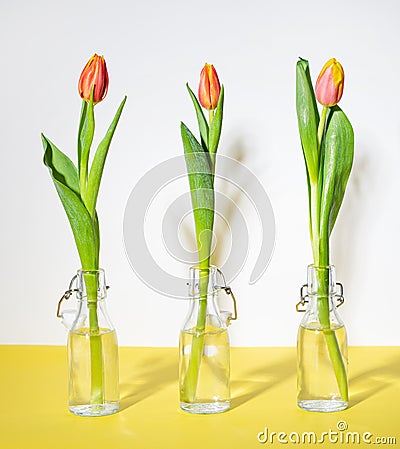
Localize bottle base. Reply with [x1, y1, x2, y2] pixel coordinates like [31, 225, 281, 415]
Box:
[69, 402, 120, 417]
[297, 399, 348, 412]
[180, 401, 230, 414]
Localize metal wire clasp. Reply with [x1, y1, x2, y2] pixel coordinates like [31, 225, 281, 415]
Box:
[216, 268, 238, 323]
[296, 282, 345, 313]
[296, 284, 309, 312]
[335, 283, 345, 308]
[56, 274, 111, 317]
[56, 275, 78, 318]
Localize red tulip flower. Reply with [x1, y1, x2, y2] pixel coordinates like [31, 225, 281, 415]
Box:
[78, 54, 109, 104]
[315, 58, 344, 107]
[198, 63, 221, 110]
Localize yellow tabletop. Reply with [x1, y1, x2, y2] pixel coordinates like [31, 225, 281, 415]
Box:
[1, 346, 399, 449]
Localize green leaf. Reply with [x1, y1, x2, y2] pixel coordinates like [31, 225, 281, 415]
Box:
[77, 100, 88, 173]
[53, 180, 98, 269]
[41, 134, 80, 195]
[296, 59, 319, 184]
[181, 122, 214, 265]
[186, 84, 209, 150]
[301, 150, 313, 242]
[319, 106, 354, 240]
[208, 84, 224, 169]
[86, 96, 127, 217]
[93, 211, 100, 267]
[42, 134, 97, 269]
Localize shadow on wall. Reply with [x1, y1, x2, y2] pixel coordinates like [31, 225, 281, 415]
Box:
[331, 144, 371, 282]
[178, 137, 251, 270]
[212, 139, 247, 269]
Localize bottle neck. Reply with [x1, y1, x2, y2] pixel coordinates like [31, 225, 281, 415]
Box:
[306, 264, 337, 297]
[183, 266, 226, 330]
[77, 268, 107, 302]
[301, 264, 343, 327]
[70, 269, 113, 332]
[305, 293, 336, 311]
[188, 265, 220, 299]
[188, 265, 220, 316]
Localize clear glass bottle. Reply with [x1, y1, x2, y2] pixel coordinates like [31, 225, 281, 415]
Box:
[67, 269, 119, 417]
[179, 266, 231, 414]
[297, 265, 348, 412]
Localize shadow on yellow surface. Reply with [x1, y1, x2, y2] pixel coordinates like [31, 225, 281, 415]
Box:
[1, 346, 399, 449]
[231, 354, 295, 409]
[120, 354, 177, 411]
[118, 346, 400, 416]
[349, 350, 400, 408]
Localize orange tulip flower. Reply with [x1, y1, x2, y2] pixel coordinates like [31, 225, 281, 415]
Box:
[78, 54, 109, 104]
[198, 63, 221, 110]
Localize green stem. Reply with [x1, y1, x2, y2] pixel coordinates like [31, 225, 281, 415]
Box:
[208, 109, 216, 178]
[310, 182, 319, 263]
[315, 253, 348, 401]
[313, 106, 329, 262]
[317, 106, 328, 149]
[324, 328, 348, 400]
[208, 109, 215, 125]
[311, 104, 348, 401]
[181, 103, 216, 403]
[84, 271, 104, 405]
[79, 170, 87, 199]
[181, 263, 209, 403]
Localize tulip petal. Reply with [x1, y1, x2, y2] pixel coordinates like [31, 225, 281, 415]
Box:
[78, 54, 109, 104]
[198, 63, 221, 110]
[315, 58, 344, 106]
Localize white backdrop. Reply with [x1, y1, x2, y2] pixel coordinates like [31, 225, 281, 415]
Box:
[1, 0, 399, 346]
